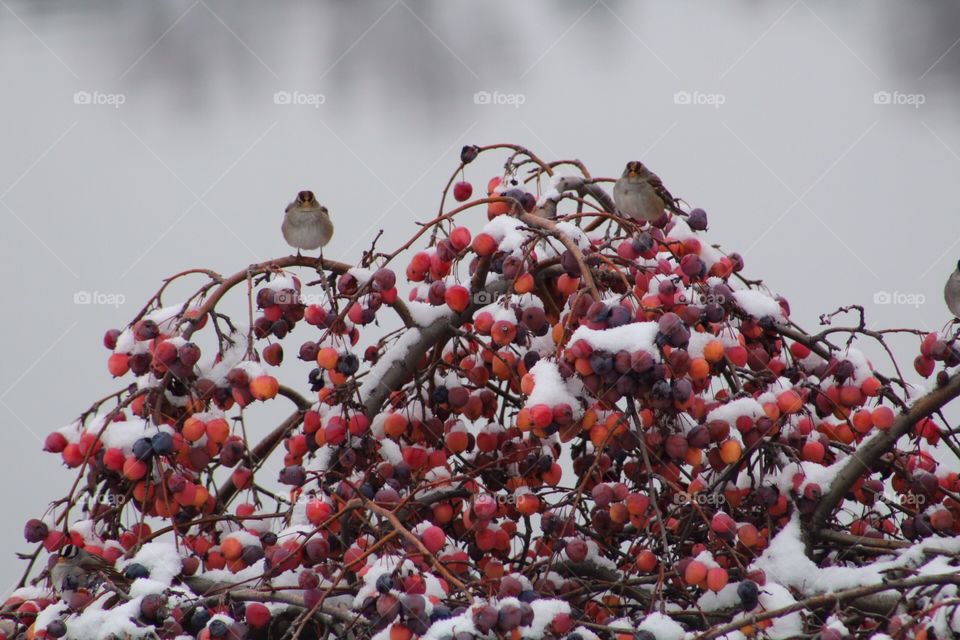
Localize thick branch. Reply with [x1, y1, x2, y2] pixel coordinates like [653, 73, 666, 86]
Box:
[697, 572, 960, 640]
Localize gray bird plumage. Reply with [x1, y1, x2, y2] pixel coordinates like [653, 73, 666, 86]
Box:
[613, 161, 683, 222]
[49, 544, 123, 594]
[282, 190, 333, 252]
[945, 260, 960, 317]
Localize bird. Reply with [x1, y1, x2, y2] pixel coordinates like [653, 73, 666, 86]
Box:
[613, 161, 684, 223]
[282, 190, 333, 256]
[49, 544, 125, 595]
[945, 260, 960, 317]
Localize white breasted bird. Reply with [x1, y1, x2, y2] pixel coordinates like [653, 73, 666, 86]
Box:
[282, 190, 333, 256]
[613, 160, 684, 223]
[49, 544, 124, 594]
[946, 260, 960, 317]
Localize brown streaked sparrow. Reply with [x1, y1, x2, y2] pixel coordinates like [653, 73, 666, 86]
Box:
[613, 161, 684, 222]
[49, 544, 125, 594]
[282, 190, 333, 256]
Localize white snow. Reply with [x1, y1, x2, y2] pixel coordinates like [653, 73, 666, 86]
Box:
[407, 301, 456, 327]
[359, 328, 423, 403]
[636, 612, 685, 640]
[526, 360, 581, 417]
[569, 322, 660, 355]
[732, 289, 785, 321]
[121, 542, 183, 585]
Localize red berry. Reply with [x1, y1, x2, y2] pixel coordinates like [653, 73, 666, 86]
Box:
[245, 602, 270, 628]
[449, 226, 472, 251]
[453, 181, 473, 202]
[43, 432, 68, 453]
[420, 525, 446, 553]
[473, 495, 498, 520]
[107, 353, 129, 377]
[472, 233, 498, 257]
[444, 285, 470, 313]
[565, 538, 588, 563]
[262, 344, 283, 367]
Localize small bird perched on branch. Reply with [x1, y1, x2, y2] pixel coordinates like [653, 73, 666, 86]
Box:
[945, 260, 960, 317]
[49, 544, 125, 594]
[613, 161, 685, 223]
[282, 190, 333, 256]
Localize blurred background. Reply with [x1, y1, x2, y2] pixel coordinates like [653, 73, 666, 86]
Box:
[2, 0, 959, 588]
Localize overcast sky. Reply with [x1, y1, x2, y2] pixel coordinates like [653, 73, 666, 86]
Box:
[2, 0, 960, 589]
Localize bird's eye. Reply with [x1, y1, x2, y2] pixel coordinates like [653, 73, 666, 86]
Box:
[60, 544, 78, 559]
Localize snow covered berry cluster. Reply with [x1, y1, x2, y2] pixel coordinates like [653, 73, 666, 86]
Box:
[6, 144, 960, 640]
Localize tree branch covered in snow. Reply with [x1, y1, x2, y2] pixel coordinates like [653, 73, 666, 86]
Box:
[7, 144, 960, 640]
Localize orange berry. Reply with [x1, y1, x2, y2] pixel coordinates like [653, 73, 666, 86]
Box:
[316, 348, 338, 370]
[718, 439, 741, 464]
[182, 417, 206, 442]
[776, 389, 803, 414]
[221, 537, 243, 561]
[635, 549, 657, 572]
[205, 418, 230, 444]
[383, 413, 407, 438]
[516, 493, 540, 516]
[250, 375, 279, 401]
[684, 560, 707, 586]
[702, 340, 725, 364]
[706, 567, 728, 592]
[513, 273, 535, 294]
[689, 357, 710, 381]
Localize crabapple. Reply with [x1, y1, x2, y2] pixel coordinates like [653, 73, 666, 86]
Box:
[420, 526, 446, 553]
[453, 181, 473, 202]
